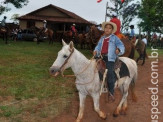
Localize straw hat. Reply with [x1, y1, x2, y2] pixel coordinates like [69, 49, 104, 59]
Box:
[102, 21, 117, 34]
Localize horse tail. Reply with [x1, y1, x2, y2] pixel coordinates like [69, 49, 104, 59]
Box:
[128, 44, 135, 59]
[130, 61, 137, 102]
[144, 46, 148, 59]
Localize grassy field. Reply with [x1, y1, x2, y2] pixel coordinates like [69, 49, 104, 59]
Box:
[0, 39, 162, 121]
[0, 39, 81, 121]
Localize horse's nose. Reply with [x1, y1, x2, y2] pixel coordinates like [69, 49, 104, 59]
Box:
[49, 66, 60, 76]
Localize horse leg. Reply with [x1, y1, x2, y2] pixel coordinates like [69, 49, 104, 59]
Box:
[120, 83, 128, 115]
[118, 85, 127, 115]
[142, 48, 146, 65]
[142, 55, 145, 65]
[113, 78, 129, 117]
[92, 93, 106, 119]
[5, 33, 8, 44]
[136, 56, 140, 64]
[76, 92, 86, 122]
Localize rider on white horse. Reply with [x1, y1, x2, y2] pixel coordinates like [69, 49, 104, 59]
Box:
[93, 21, 125, 102]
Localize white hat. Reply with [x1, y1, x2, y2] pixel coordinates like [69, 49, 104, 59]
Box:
[112, 13, 117, 17]
[73, 23, 76, 26]
[102, 21, 117, 34]
[43, 20, 47, 23]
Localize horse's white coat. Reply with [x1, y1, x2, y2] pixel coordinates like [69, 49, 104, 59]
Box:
[50, 41, 138, 121]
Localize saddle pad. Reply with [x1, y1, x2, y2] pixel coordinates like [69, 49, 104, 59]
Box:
[118, 60, 130, 78]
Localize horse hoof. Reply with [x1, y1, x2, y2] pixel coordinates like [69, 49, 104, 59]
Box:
[99, 111, 107, 120]
[76, 119, 81, 122]
[113, 113, 119, 117]
[120, 110, 127, 115]
[113, 108, 120, 117]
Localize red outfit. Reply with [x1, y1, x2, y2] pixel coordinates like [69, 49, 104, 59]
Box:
[101, 37, 110, 54]
[110, 17, 121, 35]
[71, 26, 77, 33]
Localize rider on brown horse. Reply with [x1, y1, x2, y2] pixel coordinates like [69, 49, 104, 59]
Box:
[70, 24, 77, 38]
[41, 20, 47, 33]
[0, 16, 7, 31]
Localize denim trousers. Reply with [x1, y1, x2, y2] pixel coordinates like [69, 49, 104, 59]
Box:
[103, 56, 116, 95]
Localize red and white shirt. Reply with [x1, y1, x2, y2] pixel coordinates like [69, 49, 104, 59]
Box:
[101, 37, 110, 54]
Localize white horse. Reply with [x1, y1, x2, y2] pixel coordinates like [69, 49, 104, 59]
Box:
[49, 40, 138, 122]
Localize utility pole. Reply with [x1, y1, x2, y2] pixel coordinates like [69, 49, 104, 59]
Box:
[105, 2, 109, 22]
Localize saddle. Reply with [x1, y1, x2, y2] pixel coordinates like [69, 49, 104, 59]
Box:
[0, 27, 7, 32]
[96, 57, 130, 80]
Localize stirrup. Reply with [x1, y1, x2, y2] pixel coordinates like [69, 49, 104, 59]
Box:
[102, 84, 108, 93]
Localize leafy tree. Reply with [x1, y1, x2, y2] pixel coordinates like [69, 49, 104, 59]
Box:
[106, 0, 140, 32]
[10, 14, 20, 24]
[0, 0, 28, 15]
[138, 0, 163, 34]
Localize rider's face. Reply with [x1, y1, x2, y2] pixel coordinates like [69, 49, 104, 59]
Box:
[104, 24, 113, 36]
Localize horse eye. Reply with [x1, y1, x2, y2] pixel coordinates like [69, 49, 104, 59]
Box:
[63, 55, 68, 58]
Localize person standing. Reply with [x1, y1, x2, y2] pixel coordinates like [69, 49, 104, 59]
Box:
[1, 16, 7, 27]
[97, 24, 102, 30]
[110, 13, 121, 36]
[129, 25, 135, 38]
[142, 35, 147, 45]
[93, 21, 125, 101]
[43, 20, 47, 32]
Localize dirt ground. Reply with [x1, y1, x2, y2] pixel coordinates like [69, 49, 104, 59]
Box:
[52, 57, 163, 122]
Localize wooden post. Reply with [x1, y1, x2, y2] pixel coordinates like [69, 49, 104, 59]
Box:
[64, 24, 65, 32]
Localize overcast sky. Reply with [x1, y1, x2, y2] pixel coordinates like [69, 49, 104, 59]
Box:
[0, 0, 141, 33]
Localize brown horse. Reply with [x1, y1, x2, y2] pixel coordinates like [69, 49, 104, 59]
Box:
[31, 26, 54, 44]
[39, 28, 54, 44]
[150, 38, 157, 48]
[120, 36, 135, 59]
[132, 38, 147, 65]
[62, 30, 78, 45]
[86, 26, 135, 59]
[0, 27, 8, 44]
[76, 33, 87, 49]
[86, 25, 103, 50]
[44, 28, 54, 44]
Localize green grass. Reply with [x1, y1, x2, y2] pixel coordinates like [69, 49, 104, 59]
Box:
[0, 39, 79, 121]
[0, 39, 162, 121]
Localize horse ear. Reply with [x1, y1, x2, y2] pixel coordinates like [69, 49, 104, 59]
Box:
[69, 41, 74, 50]
[62, 39, 67, 46]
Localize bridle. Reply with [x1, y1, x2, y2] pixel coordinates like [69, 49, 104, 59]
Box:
[59, 48, 74, 76]
[56, 48, 98, 85]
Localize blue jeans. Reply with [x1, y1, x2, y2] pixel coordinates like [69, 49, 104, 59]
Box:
[103, 56, 116, 95]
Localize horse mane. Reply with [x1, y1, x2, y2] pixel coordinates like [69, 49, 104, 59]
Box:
[74, 48, 89, 62]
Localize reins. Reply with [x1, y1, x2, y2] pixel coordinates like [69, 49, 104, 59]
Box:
[59, 49, 98, 85]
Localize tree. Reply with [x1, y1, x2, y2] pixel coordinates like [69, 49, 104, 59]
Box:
[106, 0, 140, 32]
[138, 0, 163, 34]
[10, 14, 20, 24]
[0, 0, 29, 15]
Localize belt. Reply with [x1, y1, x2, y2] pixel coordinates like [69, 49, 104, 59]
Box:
[101, 54, 108, 57]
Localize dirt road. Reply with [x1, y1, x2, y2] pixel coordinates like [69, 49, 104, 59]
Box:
[52, 58, 163, 122]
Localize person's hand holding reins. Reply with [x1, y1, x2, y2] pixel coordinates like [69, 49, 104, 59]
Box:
[115, 48, 120, 55]
[93, 51, 97, 56]
[93, 51, 98, 59]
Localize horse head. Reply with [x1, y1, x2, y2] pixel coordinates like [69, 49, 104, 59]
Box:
[49, 40, 74, 77]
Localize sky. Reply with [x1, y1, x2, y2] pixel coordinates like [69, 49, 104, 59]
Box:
[0, 0, 141, 33]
